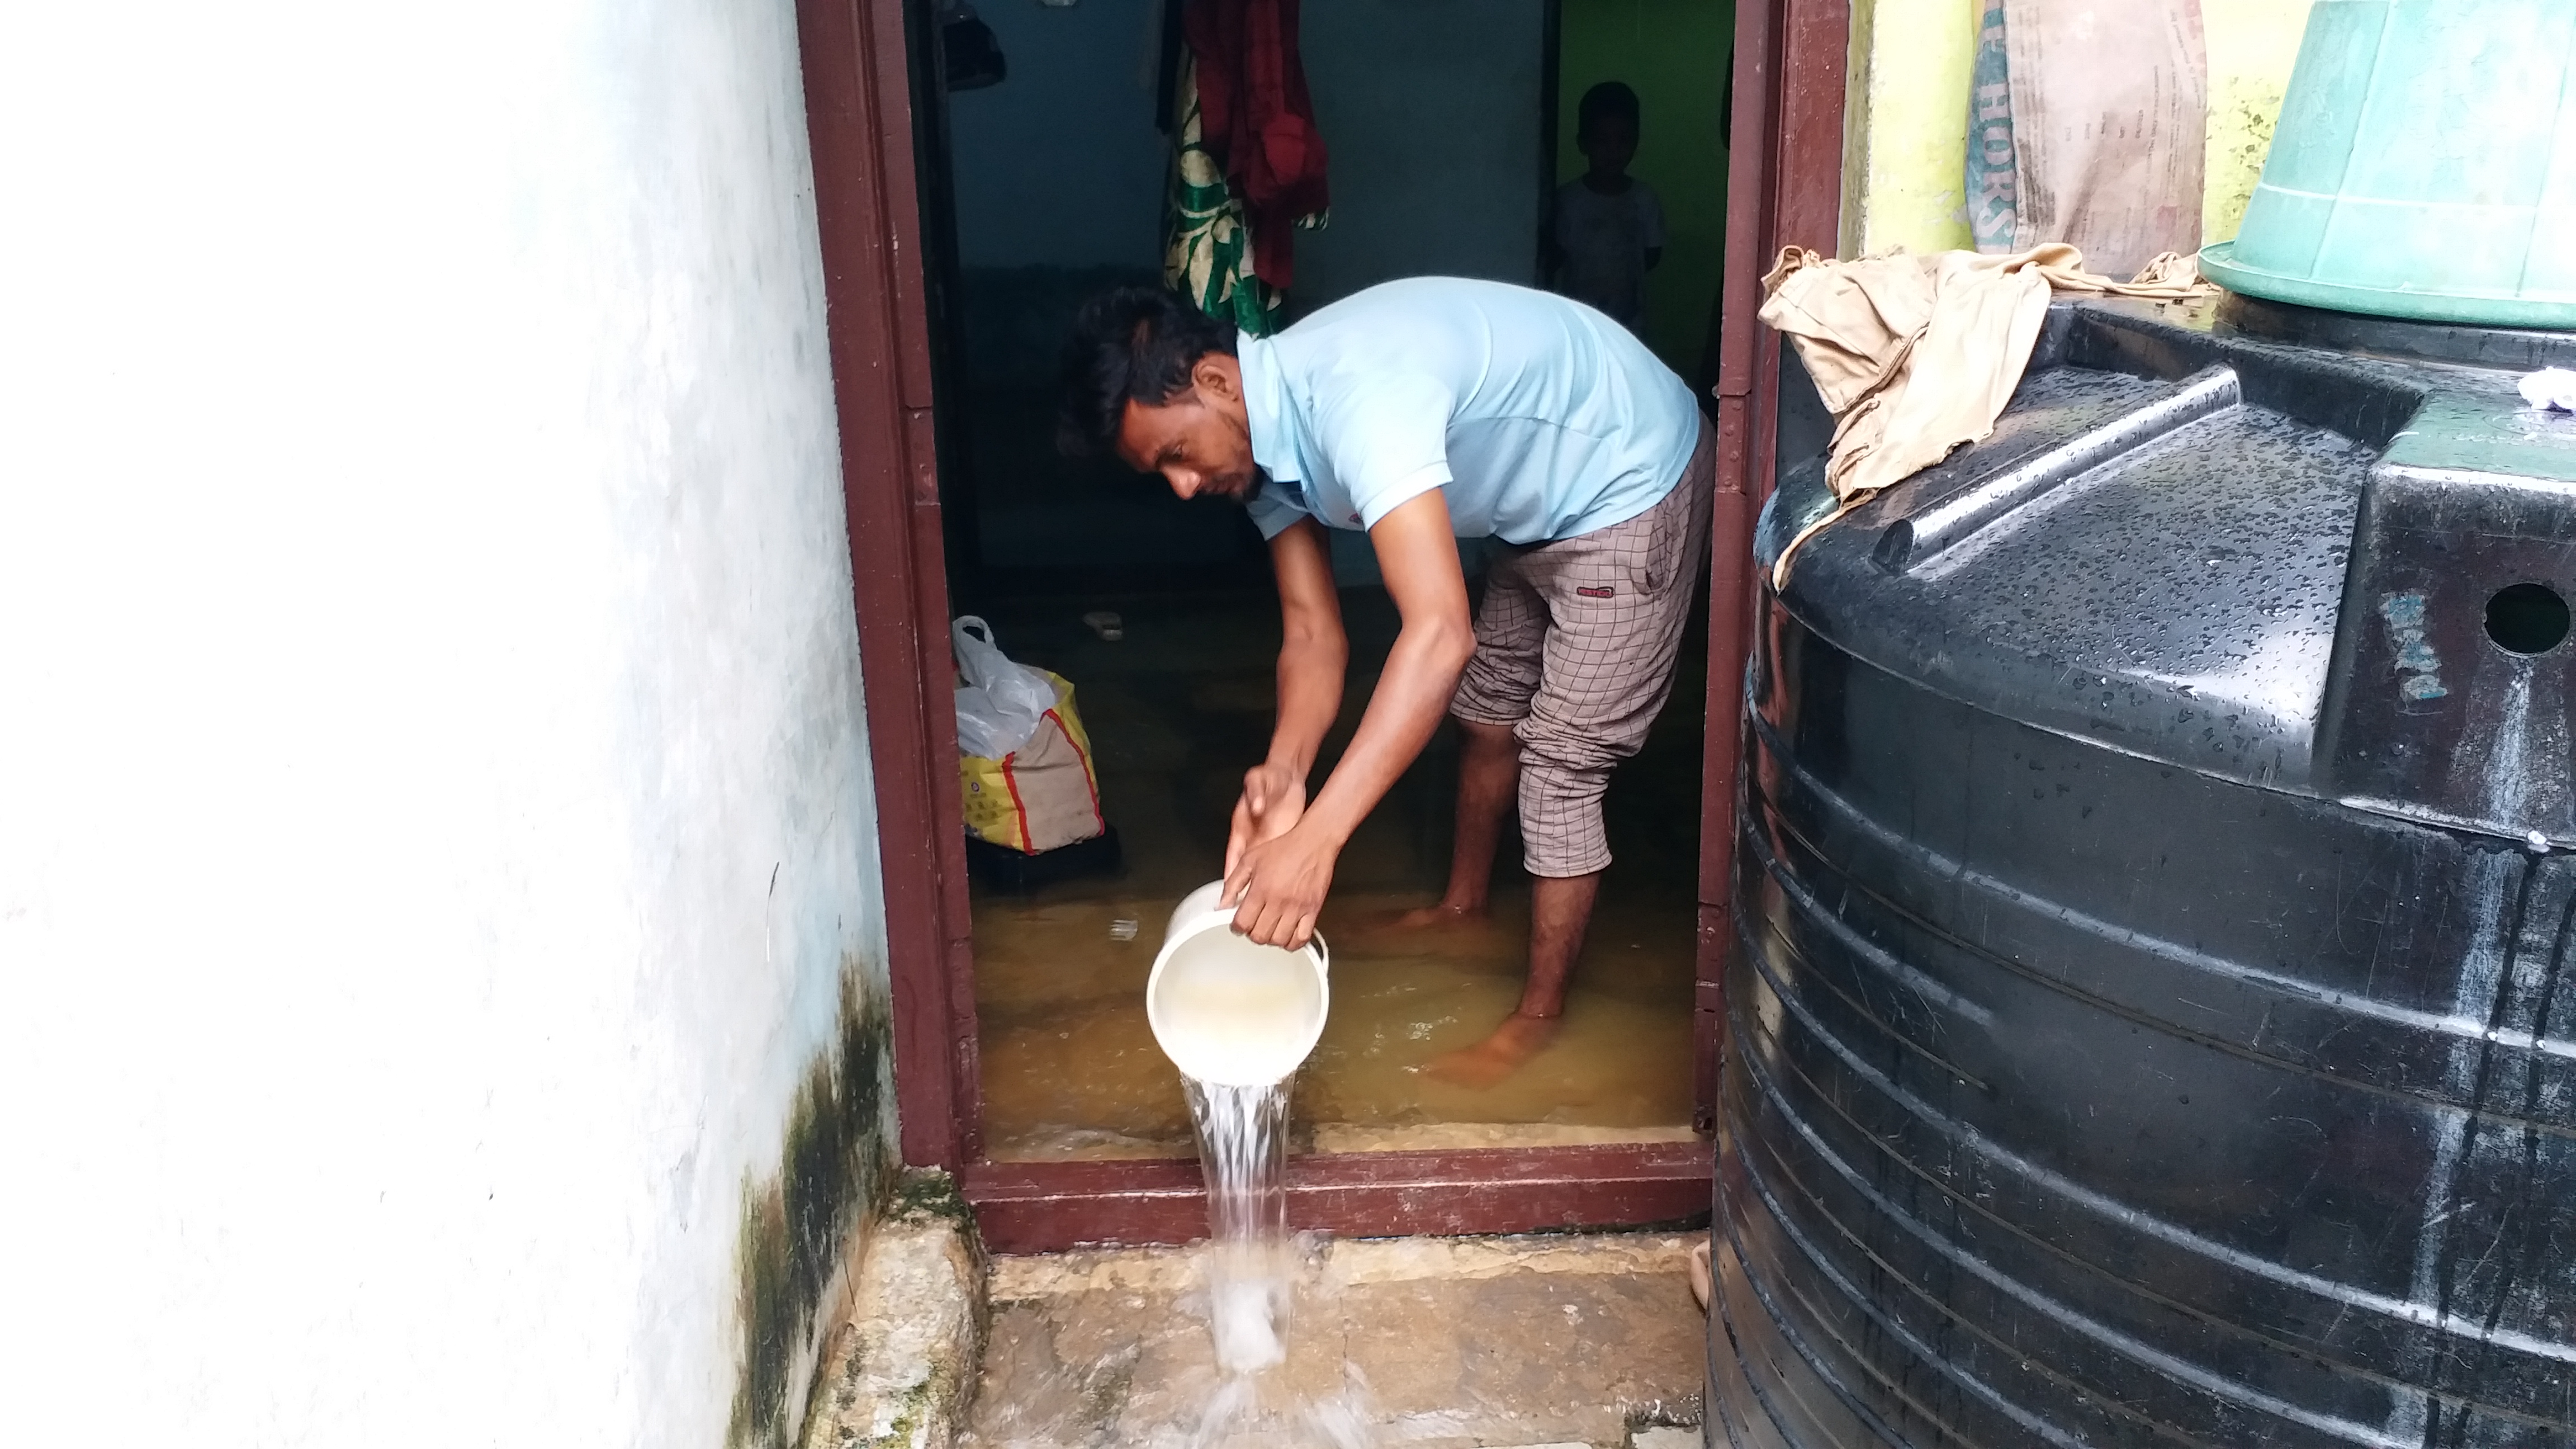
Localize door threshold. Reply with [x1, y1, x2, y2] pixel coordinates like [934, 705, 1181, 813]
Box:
[960, 1138, 1710, 1253]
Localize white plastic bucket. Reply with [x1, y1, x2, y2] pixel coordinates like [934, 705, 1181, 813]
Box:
[1144, 880, 1330, 1087]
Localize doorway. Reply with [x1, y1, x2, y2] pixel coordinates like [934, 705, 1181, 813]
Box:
[810, 0, 1767, 1249]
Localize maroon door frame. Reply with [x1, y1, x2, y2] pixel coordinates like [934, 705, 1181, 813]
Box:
[797, 0, 983, 1173]
[1695, 0, 1851, 1128]
[794, 0, 1849, 1254]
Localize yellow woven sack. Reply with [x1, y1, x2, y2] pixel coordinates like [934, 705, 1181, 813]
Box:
[960, 671, 1105, 854]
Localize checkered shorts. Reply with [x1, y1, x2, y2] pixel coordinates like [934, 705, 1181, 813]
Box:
[1449, 417, 1715, 877]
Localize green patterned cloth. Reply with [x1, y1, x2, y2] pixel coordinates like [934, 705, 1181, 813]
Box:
[1165, 55, 1298, 337]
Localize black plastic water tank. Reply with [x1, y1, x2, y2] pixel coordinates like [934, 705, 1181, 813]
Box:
[1709, 296, 2576, 1449]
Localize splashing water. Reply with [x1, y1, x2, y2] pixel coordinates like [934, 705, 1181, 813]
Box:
[1181, 1076, 1379, 1448]
[1184, 1077, 1293, 1373]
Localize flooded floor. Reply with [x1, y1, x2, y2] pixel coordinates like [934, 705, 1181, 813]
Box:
[964, 586, 1707, 1162]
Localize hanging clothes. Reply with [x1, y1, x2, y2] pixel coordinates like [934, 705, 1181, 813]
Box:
[1181, 0, 1329, 292]
[1166, 54, 1282, 336]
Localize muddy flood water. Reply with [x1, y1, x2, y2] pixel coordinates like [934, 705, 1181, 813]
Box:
[964, 588, 1706, 1161]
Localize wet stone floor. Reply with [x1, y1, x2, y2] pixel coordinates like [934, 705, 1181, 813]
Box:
[963, 1232, 1708, 1449]
[963, 589, 1709, 1161]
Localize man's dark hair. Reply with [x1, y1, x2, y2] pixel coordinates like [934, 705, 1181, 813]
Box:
[1576, 80, 1642, 139]
[1057, 286, 1239, 457]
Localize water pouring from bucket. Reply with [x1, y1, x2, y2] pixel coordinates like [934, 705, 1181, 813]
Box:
[1145, 882, 1331, 1379]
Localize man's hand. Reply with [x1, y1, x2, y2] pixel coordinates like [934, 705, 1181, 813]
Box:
[1223, 820, 1338, 950]
[1225, 763, 1306, 877]
[1218, 494, 1467, 954]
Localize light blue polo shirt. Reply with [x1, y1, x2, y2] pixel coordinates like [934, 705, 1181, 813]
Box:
[1239, 276, 1700, 546]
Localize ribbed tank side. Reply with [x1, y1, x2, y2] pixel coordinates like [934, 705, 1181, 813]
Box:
[1710, 610, 2576, 1449]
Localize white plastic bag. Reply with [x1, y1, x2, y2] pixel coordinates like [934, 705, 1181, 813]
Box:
[951, 616, 1058, 759]
[2522, 367, 2576, 412]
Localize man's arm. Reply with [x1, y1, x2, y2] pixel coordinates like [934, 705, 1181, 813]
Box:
[1225, 491, 1475, 947]
[1225, 519, 1347, 874]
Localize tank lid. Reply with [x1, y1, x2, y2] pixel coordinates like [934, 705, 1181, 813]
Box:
[1764, 296, 2576, 846]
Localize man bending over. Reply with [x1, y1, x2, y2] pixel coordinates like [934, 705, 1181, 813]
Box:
[1058, 277, 1711, 1086]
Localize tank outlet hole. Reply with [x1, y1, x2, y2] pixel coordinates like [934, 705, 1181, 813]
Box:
[2485, 583, 2570, 655]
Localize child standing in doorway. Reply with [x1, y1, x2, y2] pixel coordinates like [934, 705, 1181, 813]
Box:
[1550, 81, 1665, 337]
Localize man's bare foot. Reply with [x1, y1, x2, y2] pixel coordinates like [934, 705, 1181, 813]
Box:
[1423, 1011, 1561, 1088]
[1389, 901, 1486, 931]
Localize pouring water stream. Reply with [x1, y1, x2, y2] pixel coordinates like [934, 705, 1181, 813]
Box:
[1148, 883, 1372, 1443]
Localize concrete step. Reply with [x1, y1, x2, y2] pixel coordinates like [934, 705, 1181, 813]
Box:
[962, 1231, 1706, 1449]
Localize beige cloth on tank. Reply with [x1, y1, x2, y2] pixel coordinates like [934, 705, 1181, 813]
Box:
[1756, 243, 2210, 586]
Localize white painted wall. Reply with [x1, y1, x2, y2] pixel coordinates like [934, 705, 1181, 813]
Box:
[0, 4, 892, 1447]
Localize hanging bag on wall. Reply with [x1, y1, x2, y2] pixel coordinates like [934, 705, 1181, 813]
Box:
[1985, 0, 2208, 278]
[951, 618, 1106, 855]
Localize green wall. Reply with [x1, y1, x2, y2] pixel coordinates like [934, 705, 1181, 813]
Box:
[1556, 0, 1736, 373]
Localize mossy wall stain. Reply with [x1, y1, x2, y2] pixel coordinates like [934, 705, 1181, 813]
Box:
[728, 958, 895, 1449]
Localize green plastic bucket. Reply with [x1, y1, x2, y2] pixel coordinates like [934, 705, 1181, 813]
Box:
[2200, 0, 2576, 328]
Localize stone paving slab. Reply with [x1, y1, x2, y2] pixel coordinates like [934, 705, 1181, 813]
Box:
[963, 1233, 1705, 1449]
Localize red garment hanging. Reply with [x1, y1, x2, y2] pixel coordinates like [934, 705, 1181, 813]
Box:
[1182, 0, 1330, 290]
